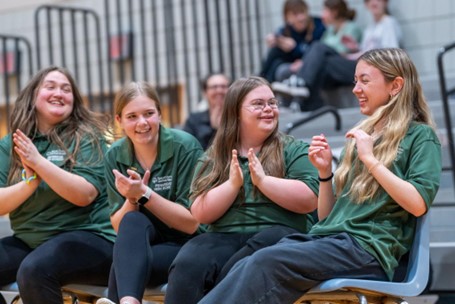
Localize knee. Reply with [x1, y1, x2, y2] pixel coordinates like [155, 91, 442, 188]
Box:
[16, 258, 47, 289]
[118, 211, 150, 234]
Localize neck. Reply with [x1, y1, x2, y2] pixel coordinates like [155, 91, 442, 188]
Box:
[373, 13, 386, 23]
[134, 144, 157, 170]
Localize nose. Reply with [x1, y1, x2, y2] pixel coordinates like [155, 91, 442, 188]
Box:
[352, 83, 362, 95]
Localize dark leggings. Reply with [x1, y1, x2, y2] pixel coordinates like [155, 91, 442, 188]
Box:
[107, 211, 183, 302]
[165, 225, 298, 304]
[0, 231, 113, 304]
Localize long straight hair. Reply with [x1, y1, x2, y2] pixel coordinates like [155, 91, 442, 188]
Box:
[335, 48, 434, 203]
[190, 76, 284, 200]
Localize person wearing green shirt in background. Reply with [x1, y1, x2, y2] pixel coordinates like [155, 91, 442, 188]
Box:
[96, 81, 203, 304]
[0, 66, 115, 304]
[198, 48, 442, 304]
[165, 76, 319, 304]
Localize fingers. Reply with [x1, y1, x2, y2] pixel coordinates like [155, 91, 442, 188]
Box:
[142, 170, 151, 185]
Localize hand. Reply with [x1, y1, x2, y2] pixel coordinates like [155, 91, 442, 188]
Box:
[289, 59, 303, 73]
[228, 149, 243, 189]
[113, 169, 150, 202]
[13, 129, 44, 170]
[276, 36, 296, 52]
[345, 129, 375, 164]
[265, 33, 277, 48]
[248, 148, 266, 187]
[308, 134, 332, 174]
[341, 35, 359, 52]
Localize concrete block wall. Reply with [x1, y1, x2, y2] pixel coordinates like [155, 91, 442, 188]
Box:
[0, 0, 454, 107]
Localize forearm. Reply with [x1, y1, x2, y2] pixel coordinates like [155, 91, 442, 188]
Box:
[0, 181, 39, 215]
[317, 181, 336, 221]
[191, 181, 239, 224]
[110, 199, 138, 232]
[256, 176, 317, 214]
[34, 160, 98, 206]
[144, 195, 199, 234]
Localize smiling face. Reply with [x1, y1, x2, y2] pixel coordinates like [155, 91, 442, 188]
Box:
[35, 71, 74, 133]
[239, 85, 279, 142]
[116, 95, 161, 147]
[204, 74, 230, 110]
[353, 60, 395, 116]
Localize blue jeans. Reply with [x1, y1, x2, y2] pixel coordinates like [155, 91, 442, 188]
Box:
[199, 232, 388, 304]
[165, 225, 298, 304]
[0, 231, 113, 304]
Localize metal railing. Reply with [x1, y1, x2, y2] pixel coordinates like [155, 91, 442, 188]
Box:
[0, 34, 33, 133]
[437, 41, 455, 191]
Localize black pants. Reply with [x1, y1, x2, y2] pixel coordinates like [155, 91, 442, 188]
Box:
[297, 42, 357, 110]
[165, 225, 298, 304]
[0, 231, 113, 304]
[107, 211, 184, 302]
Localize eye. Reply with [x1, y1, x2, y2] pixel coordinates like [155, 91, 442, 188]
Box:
[126, 114, 137, 120]
[144, 110, 155, 117]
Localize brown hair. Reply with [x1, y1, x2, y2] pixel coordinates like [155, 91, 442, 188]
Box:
[282, 0, 315, 42]
[324, 0, 356, 21]
[8, 66, 109, 184]
[190, 76, 284, 200]
[114, 81, 161, 118]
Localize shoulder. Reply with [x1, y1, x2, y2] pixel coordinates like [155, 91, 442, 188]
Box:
[164, 127, 203, 151]
[281, 134, 310, 152]
[406, 123, 440, 143]
[0, 134, 12, 148]
[105, 137, 128, 157]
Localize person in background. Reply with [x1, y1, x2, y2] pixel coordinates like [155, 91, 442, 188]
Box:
[273, 0, 400, 112]
[0, 66, 115, 304]
[183, 73, 230, 150]
[260, 0, 325, 84]
[96, 81, 203, 304]
[198, 48, 441, 304]
[165, 76, 319, 304]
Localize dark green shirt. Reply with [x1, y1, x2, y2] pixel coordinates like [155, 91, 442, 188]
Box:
[0, 133, 116, 249]
[104, 125, 204, 242]
[310, 123, 442, 280]
[192, 135, 319, 234]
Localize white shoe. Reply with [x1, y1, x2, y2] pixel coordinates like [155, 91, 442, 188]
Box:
[96, 298, 116, 304]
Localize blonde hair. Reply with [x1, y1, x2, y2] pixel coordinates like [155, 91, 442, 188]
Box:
[335, 48, 434, 203]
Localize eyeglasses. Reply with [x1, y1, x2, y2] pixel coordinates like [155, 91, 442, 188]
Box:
[206, 84, 229, 90]
[244, 98, 280, 111]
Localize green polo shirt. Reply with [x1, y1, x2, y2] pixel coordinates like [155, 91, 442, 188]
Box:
[310, 122, 441, 280]
[0, 133, 116, 249]
[104, 125, 204, 242]
[192, 134, 319, 234]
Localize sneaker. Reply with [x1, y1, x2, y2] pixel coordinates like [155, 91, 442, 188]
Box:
[96, 298, 116, 304]
[271, 75, 309, 98]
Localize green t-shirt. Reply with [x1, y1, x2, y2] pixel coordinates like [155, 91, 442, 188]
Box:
[322, 21, 363, 54]
[310, 123, 442, 280]
[0, 133, 116, 249]
[104, 125, 204, 242]
[192, 134, 319, 234]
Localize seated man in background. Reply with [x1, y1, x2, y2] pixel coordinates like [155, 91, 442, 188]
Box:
[183, 73, 230, 150]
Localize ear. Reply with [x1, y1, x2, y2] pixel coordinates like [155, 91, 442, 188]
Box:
[115, 114, 122, 125]
[391, 76, 404, 96]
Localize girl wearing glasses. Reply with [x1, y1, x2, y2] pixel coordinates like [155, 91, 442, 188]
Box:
[165, 76, 319, 304]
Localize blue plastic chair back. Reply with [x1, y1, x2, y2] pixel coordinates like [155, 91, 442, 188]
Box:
[306, 212, 430, 297]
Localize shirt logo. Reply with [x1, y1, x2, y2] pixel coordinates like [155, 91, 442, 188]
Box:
[46, 149, 66, 162]
[152, 176, 172, 191]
